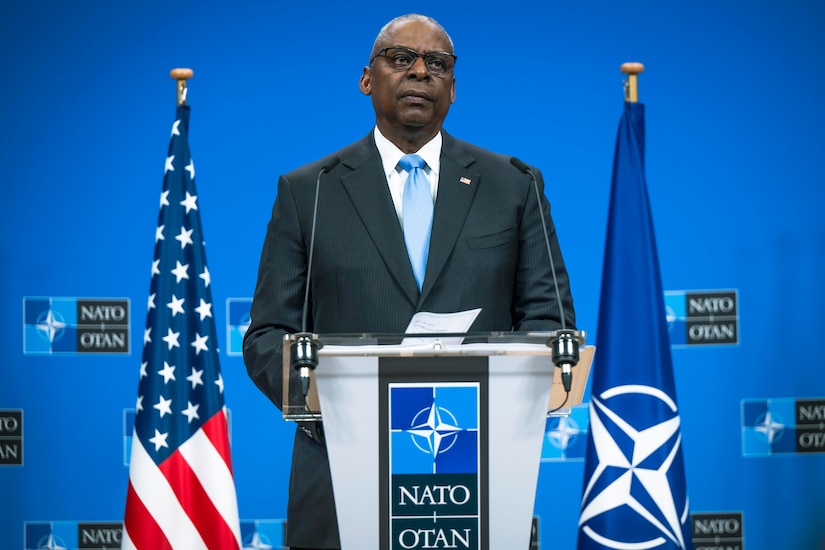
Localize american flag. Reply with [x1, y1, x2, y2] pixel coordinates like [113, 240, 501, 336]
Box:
[123, 104, 242, 549]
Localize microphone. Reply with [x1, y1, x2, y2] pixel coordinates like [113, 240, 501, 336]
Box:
[510, 157, 580, 394]
[292, 156, 341, 398]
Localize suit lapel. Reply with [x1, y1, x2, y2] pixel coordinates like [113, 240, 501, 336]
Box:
[421, 136, 479, 303]
[340, 138, 420, 306]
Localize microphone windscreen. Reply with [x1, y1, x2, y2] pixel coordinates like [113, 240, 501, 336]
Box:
[322, 156, 341, 173]
[510, 156, 530, 174]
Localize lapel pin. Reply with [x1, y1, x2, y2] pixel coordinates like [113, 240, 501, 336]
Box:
[460, 177, 472, 185]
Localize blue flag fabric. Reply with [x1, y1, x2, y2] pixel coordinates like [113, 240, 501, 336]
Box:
[577, 102, 692, 550]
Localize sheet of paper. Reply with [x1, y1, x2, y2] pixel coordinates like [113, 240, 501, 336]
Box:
[402, 308, 482, 345]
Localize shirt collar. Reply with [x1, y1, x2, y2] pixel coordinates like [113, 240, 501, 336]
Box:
[373, 127, 442, 177]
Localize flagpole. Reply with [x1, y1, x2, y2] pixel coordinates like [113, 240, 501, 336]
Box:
[620, 62, 644, 103]
[170, 68, 194, 106]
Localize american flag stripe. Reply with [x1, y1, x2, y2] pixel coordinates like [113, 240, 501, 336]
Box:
[159, 448, 238, 547]
[123, 482, 172, 549]
[126, 436, 207, 548]
[175, 419, 240, 544]
[198, 409, 234, 471]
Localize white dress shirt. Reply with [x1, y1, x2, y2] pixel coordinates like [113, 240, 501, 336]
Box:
[373, 127, 441, 223]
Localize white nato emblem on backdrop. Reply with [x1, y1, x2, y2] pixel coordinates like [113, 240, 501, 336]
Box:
[754, 410, 785, 444]
[36, 308, 66, 344]
[239, 313, 250, 335]
[580, 384, 689, 550]
[242, 531, 274, 550]
[546, 415, 582, 451]
[406, 403, 462, 456]
[36, 533, 68, 550]
[665, 304, 676, 332]
[225, 298, 252, 356]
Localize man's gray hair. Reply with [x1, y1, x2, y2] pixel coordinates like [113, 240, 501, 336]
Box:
[369, 14, 455, 61]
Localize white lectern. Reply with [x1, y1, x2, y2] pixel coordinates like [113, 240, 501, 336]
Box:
[283, 333, 593, 550]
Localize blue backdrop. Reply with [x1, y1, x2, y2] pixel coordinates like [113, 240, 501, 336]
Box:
[2, 1, 824, 549]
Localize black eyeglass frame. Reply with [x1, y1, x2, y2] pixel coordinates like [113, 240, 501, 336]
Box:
[369, 46, 458, 75]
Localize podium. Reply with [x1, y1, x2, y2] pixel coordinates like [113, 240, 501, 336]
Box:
[283, 332, 593, 550]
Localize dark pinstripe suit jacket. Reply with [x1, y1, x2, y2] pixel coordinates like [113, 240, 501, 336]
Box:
[243, 130, 575, 548]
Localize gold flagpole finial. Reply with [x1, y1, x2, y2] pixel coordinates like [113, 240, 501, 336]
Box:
[620, 62, 645, 103]
[170, 68, 194, 106]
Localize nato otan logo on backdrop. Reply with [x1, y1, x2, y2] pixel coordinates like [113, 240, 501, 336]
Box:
[541, 404, 589, 461]
[226, 298, 252, 356]
[691, 512, 744, 549]
[25, 519, 285, 549]
[665, 290, 738, 346]
[742, 397, 825, 455]
[0, 409, 23, 466]
[239, 519, 287, 549]
[23, 297, 130, 355]
[25, 521, 123, 549]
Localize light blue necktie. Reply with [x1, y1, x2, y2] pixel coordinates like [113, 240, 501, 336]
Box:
[399, 154, 433, 291]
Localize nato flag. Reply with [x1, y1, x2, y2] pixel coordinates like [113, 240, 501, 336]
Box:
[577, 102, 693, 550]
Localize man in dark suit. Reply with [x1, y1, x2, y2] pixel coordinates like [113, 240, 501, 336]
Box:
[243, 13, 575, 550]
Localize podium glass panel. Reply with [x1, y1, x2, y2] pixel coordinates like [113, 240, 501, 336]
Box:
[282, 331, 591, 420]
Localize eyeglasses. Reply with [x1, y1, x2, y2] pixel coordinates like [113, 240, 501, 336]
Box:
[369, 46, 457, 76]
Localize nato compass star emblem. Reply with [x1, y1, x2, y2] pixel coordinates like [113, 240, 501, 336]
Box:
[239, 312, 251, 337]
[754, 410, 785, 444]
[242, 531, 273, 550]
[36, 534, 68, 550]
[35, 309, 66, 344]
[547, 415, 583, 451]
[406, 403, 462, 457]
[665, 304, 676, 333]
[579, 385, 690, 549]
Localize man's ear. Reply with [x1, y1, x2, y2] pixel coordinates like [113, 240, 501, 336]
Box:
[359, 67, 372, 96]
[450, 77, 456, 104]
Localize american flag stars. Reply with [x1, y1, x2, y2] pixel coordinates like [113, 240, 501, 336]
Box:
[130, 107, 226, 465]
